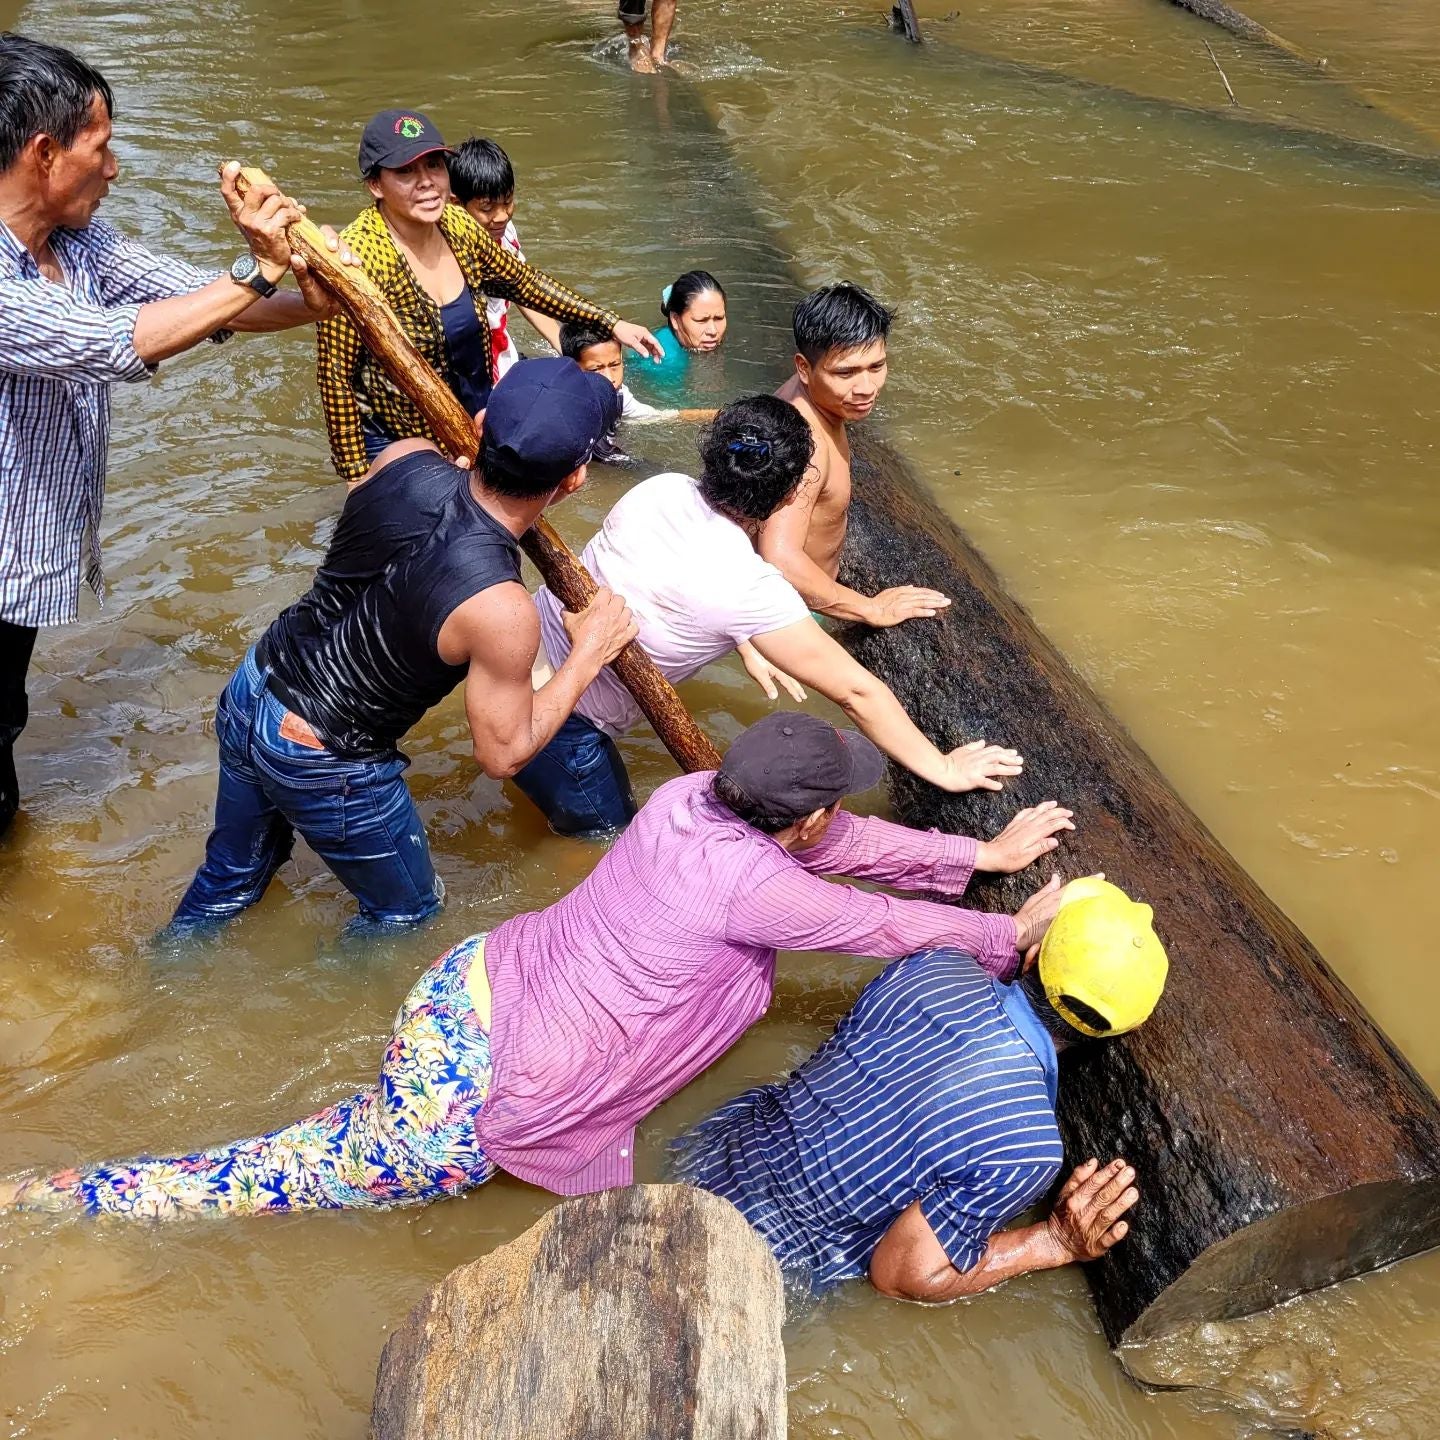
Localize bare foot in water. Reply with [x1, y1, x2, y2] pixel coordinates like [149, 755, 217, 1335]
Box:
[628, 39, 658, 72]
[658, 55, 698, 75]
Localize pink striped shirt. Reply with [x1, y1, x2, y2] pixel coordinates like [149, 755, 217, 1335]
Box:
[475, 772, 1018, 1194]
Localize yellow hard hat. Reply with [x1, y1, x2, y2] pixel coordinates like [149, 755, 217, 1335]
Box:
[1038, 879, 1168, 1038]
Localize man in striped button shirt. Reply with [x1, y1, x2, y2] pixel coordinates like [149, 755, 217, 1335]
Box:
[676, 919, 1166, 1300]
[0, 34, 350, 835]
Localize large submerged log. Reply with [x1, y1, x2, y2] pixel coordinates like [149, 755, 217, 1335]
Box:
[836, 430, 1440, 1346]
[370, 1184, 786, 1440]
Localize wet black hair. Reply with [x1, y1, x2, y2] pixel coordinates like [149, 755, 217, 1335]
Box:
[0, 32, 114, 174]
[661, 269, 726, 322]
[698, 394, 815, 524]
[792, 282, 894, 365]
[712, 771, 808, 834]
[448, 136, 516, 205]
[559, 322, 619, 362]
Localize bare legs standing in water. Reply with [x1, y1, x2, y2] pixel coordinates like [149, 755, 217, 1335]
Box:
[620, 0, 677, 72]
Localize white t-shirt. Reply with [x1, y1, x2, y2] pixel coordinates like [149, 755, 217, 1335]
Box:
[487, 220, 525, 379]
[618, 383, 661, 420]
[535, 473, 811, 734]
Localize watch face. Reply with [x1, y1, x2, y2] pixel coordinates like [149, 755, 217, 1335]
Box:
[231, 253, 259, 283]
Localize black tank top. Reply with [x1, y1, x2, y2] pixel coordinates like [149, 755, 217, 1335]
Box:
[259, 448, 463, 673]
[265, 478, 522, 757]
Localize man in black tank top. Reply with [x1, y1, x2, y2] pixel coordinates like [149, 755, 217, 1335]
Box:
[171, 358, 633, 934]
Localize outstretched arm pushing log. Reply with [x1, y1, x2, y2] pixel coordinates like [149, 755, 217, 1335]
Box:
[870, 1159, 1139, 1303]
[234, 166, 722, 775]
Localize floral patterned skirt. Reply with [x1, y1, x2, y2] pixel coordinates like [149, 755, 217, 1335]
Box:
[13, 934, 495, 1218]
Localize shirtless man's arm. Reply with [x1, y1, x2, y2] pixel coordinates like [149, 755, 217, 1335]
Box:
[439, 581, 637, 779]
[765, 380, 950, 628]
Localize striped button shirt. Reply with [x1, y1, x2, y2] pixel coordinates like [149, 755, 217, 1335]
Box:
[475, 772, 1020, 1195]
[673, 947, 1064, 1292]
[0, 216, 217, 627]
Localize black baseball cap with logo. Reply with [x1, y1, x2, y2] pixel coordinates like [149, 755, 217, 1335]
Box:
[358, 109, 453, 175]
[718, 713, 886, 818]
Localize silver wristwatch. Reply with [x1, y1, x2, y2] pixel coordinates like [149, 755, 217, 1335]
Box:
[229, 251, 280, 298]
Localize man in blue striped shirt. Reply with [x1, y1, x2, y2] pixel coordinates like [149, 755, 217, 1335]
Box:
[0, 34, 349, 835]
[675, 919, 1166, 1300]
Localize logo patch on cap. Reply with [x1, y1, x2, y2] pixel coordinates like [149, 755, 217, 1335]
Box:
[394, 116, 425, 139]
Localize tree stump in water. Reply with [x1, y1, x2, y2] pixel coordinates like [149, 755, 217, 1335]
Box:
[836, 430, 1440, 1347]
[370, 1184, 787, 1440]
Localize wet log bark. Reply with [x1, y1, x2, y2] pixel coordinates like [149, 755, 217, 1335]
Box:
[233, 167, 721, 774]
[369, 1184, 786, 1440]
[835, 430, 1440, 1346]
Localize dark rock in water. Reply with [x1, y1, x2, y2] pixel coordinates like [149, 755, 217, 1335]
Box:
[836, 428, 1440, 1347]
[370, 1184, 786, 1440]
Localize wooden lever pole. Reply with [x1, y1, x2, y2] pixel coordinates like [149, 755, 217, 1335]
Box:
[233, 167, 722, 773]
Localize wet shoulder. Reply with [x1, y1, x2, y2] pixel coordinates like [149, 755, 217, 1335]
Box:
[351, 448, 464, 515]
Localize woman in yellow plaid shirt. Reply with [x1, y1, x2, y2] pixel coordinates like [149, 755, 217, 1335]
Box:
[317, 109, 661, 480]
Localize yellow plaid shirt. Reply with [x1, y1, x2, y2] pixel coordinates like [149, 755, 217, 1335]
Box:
[315, 203, 620, 478]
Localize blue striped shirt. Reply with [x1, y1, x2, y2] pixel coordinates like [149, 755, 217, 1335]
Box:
[0, 216, 216, 627]
[674, 948, 1064, 1292]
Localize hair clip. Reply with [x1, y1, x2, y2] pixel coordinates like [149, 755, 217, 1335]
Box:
[727, 433, 772, 459]
[660, 283, 674, 308]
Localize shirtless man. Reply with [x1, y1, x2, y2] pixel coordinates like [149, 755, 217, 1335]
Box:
[763, 283, 951, 628]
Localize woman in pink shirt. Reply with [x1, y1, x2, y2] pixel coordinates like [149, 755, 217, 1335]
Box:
[3, 717, 1073, 1219]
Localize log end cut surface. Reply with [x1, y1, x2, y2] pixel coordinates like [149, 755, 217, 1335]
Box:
[370, 1184, 787, 1440]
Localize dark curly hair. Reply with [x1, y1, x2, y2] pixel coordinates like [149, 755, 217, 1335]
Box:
[697, 395, 815, 524]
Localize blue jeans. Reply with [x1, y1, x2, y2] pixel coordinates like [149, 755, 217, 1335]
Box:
[171, 649, 443, 930]
[511, 713, 638, 839]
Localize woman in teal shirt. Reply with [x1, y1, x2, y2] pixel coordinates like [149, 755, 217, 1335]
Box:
[642, 269, 728, 401]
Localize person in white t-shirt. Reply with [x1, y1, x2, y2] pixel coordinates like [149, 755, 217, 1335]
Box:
[448, 137, 562, 378]
[513, 395, 1025, 836]
[560, 321, 717, 464]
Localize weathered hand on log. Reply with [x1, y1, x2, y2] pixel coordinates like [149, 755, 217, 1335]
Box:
[863, 583, 952, 627]
[1012, 873, 1067, 958]
[974, 800, 1075, 874]
[217, 163, 302, 282]
[1047, 1158, 1141, 1263]
[231, 166, 723, 776]
[939, 737, 1024, 793]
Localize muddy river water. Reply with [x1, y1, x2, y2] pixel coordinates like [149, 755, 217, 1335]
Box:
[2, 1, 1439, 1436]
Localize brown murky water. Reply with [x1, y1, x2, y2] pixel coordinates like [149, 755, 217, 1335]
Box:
[3, 1, 1439, 1436]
